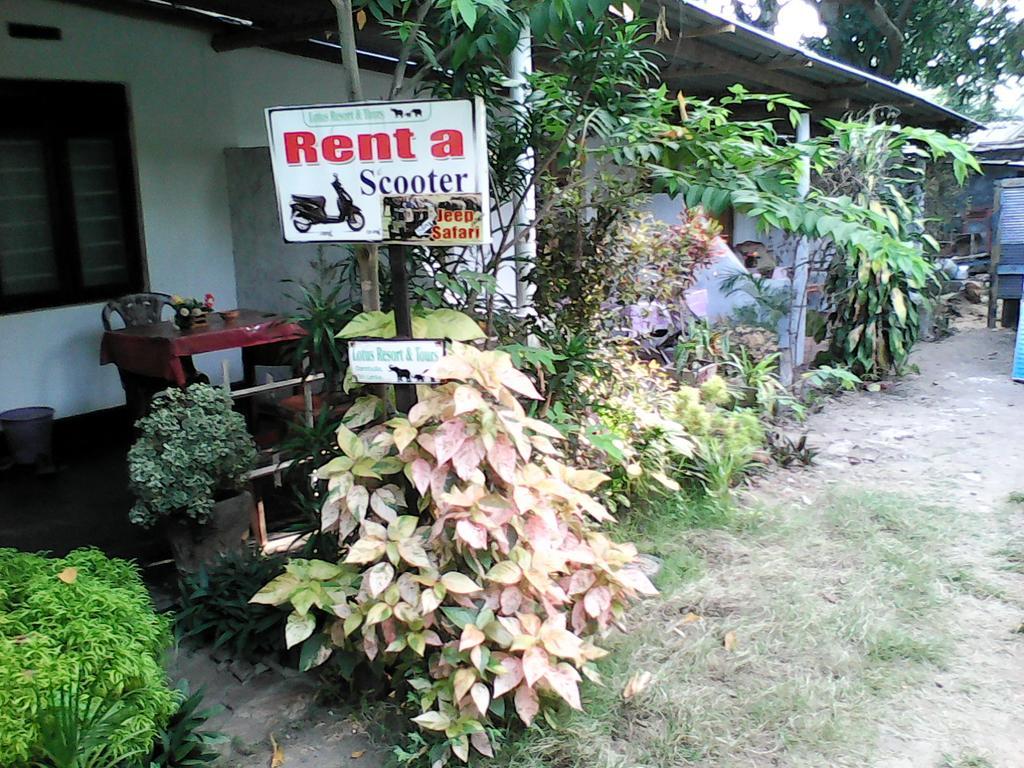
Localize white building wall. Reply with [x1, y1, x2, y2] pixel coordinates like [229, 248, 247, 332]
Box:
[645, 195, 750, 321]
[0, 0, 387, 417]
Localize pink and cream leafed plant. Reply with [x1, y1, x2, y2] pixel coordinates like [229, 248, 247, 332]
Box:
[252, 342, 657, 764]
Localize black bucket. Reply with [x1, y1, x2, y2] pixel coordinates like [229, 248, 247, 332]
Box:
[1, 407, 55, 465]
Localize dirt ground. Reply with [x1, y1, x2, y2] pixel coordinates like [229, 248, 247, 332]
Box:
[171, 647, 387, 767]
[177, 302, 1024, 768]
[787, 303, 1024, 766]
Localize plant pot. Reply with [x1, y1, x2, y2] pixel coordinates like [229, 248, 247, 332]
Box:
[732, 384, 758, 408]
[162, 490, 255, 573]
[1, 406, 54, 466]
[681, 361, 718, 386]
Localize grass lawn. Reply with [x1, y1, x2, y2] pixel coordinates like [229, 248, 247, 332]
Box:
[484, 487, 960, 768]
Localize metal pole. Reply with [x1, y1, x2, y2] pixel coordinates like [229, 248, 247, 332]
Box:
[510, 22, 535, 313]
[387, 244, 420, 512]
[988, 184, 1002, 329]
[388, 245, 418, 414]
[781, 112, 811, 386]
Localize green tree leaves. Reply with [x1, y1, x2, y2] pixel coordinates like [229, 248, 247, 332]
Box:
[336, 308, 486, 341]
[648, 92, 977, 377]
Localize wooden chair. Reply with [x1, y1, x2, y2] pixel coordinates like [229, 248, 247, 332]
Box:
[101, 293, 175, 422]
[101, 292, 174, 331]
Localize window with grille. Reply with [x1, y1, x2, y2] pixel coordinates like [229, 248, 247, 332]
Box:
[0, 79, 143, 314]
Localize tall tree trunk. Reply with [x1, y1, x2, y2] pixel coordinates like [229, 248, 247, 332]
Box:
[330, 0, 380, 312]
[357, 247, 381, 311]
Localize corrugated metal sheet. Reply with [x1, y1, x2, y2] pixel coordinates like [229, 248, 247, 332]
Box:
[1002, 243, 1024, 265]
[997, 275, 1023, 299]
[995, 179, 1024, 299]
[641, 0, 977, 130]
[999, 190, 1024, 246]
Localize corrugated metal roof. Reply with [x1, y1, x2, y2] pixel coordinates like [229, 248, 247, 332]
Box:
[644, 0, 977, 131]
[970, 121, 1024, 163]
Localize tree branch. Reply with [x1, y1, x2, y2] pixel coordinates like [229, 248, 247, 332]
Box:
[389, 0, 436, 99]
[330, 0, 364, 100]
[895, 0, 915, 29]
[818, 0, 904, 77]
[398, 39, 456, 96]
[489, 74, 602, 273]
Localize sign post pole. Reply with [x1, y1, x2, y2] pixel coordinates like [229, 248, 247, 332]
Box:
[388, 245, 418, 414]
[387, 243, 419, 510]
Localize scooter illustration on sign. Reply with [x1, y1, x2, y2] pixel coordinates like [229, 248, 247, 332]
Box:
[289, 174, 365, 233]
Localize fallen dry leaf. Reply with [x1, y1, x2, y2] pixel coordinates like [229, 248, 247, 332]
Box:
[622, 670, 652, 700]
[269, 734, 284, 767]
[351, 750, 366, 759]
[723, 630, 737, 651]
[57, 567, 78, 584]
[681, 612, 701, 624]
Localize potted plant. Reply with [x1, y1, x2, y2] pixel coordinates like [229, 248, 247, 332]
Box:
[128, 383, 258, 572]
[171, 294, 215, 330]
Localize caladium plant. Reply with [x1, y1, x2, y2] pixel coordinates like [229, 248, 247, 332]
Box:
[252, 342, 656, 764]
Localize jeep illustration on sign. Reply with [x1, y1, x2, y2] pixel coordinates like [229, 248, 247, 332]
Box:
[265, 99, 489, 244]
[382, 194, 483, 245]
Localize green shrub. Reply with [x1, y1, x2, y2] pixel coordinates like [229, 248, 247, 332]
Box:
[175, 552, 288, 662]
[32, 672, 150, 768]
[142, 681, 224, 767]
[595, 372, 766, 506]
[252, 344, 657, 765]
[0, 548, 177, 767]
[128, 384, 257, 528]
[688, 434, 757, 501]
[698, 374, 732, 407]
[710, 408, 764, 457]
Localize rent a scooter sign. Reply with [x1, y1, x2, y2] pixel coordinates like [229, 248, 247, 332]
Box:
[265, 98, 489, 245]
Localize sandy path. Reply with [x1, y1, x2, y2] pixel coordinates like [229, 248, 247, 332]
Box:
[791, 311, 1024, 767]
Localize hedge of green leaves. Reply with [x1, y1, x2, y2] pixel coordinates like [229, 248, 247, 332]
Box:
[128, 384, 257, 528]
[0, 548, 176, 766]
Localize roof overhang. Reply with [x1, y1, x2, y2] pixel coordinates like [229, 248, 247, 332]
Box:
[642, 0, 978, 132]
[55, 0, 978, 133]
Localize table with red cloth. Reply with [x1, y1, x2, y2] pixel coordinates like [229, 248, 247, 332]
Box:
[100, 309, 305, 387]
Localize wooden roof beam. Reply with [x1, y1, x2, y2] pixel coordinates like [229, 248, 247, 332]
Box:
[212, 19, 335, 52]
[820, 82, 873, 98]
[807, 97, 852, 114]
[679, 22, 735, 39]
[765, 57, 813, 70]
[665, 39, 828, 100]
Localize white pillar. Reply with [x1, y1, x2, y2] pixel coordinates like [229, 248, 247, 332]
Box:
[782, 112, 811, 384]
[510, 22, 535, 313]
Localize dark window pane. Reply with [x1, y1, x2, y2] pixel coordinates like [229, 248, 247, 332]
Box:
[0, 80, 142, 313]
[68, 138, 129, 287]
[0, 139, 61, 295]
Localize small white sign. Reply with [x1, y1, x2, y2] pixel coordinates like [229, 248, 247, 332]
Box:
[265, 98, 489, 244]
[348, 340, 446, 384]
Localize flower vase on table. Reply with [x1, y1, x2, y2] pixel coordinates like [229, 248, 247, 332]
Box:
[171, 294, 215, 331]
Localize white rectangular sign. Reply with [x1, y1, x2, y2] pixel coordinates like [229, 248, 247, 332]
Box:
[265, 99, 489, 245]
[348, 340, 446, 384]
